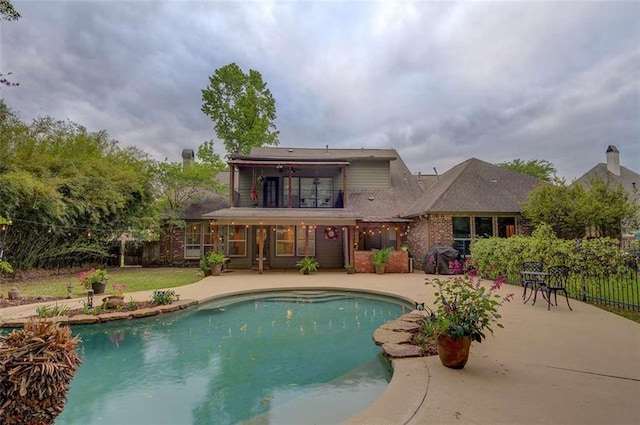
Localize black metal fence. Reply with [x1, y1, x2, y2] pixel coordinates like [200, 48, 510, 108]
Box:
[506, 268, 640, 312]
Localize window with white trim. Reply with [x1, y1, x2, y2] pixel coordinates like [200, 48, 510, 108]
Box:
[185, 223, 202, 258]
[275, 225, 295, 256]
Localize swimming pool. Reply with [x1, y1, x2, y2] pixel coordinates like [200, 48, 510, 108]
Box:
[55, 290, 411, 424]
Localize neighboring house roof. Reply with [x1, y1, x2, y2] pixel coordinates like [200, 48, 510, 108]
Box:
[182, 192, 229, 220]
[575, 164, 640, 207]
[404, 158, 541, 216]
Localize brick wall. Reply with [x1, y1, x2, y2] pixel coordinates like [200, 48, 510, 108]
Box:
[353, 250, 409, 273]
[159, 227, 186, 262]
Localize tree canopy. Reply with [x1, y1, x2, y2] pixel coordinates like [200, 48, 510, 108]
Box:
[201, 62, 279, 156]
[0, 101, 156, 270]
[521, 177, 639, 239]
[497, 159, 558, 183]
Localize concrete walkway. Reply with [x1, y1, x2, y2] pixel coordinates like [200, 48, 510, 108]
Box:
[1, 270, 639, 425]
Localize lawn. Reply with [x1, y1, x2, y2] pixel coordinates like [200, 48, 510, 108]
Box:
[0, 267, 203, 299]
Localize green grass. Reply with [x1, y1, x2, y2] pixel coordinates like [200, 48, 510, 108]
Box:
[0, 267, 203, 298]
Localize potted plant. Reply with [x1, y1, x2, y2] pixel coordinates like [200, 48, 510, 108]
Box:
[372, 247, 392, 274]
[296, 257, 319, 275]
[103, 282, 126, 309]
[345, 263, 355, 274]
[206, 252, 226, 276]
[78, 268, 108, 294]
[199, 257, 212, 277]
[423, 271, 513, 369]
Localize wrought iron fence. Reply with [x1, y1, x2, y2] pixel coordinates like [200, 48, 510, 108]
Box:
[506, 268, 640, 312]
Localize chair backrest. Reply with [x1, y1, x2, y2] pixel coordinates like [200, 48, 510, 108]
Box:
[522, 261, 543, 272]
[547, 265, 569, 288]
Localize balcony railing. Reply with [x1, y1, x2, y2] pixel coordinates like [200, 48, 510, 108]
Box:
[233, 189, 345, 209]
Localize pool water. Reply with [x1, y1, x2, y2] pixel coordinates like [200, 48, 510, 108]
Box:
[55, 291, 411, 425]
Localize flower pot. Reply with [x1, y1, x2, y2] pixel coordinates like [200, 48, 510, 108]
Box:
[102, 295, 125, 309]
[211, 264, 222, 276]
[437, 334, 471, 369]
[203, 268, 212, 277]
[346, 268, 355, 274]
[91, 281, 107, 294]
[374, 263, 386, 274]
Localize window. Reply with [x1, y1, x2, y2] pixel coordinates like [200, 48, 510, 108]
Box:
[474, 217, 494, 238]
[185, 223, 202, 258]
[282, 178, 299, 207]
[286, 176, 334, 208]
[202, 222, 217, 255]
[227, 225, 247, 257]
[276, 225, 295, 256]
[498, 217, 516, 238]
[296, 226, 316, 256]
[452, 217, 471, 256]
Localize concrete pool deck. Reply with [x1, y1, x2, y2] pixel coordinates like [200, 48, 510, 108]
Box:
[1, 269, 639, 425]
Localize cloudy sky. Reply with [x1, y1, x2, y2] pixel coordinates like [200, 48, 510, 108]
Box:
[1, 0, 639, 181]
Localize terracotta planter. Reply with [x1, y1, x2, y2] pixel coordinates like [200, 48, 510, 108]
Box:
[211, 264, 222, 276]
[102, 295, 125, 309]
[203, 269, 212, 277]
[91, 281, 107, 294]
[437, 334, 472, 369]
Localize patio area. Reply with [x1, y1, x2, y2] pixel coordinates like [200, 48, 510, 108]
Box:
[1, 269, 639, 424]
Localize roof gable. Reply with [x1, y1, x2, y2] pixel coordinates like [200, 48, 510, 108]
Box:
[405, 158, 541, 216]
[575, 163, 640, 206]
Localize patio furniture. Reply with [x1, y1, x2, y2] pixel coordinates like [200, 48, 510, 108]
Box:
[533, 265, 572, 311]
[520, 261, 544, 302]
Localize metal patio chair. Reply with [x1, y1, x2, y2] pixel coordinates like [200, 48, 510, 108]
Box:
[521, 261, 544, 302]
[535, 265, 572, 311]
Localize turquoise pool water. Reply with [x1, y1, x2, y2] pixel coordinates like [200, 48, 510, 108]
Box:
[56, 291, 411, 424]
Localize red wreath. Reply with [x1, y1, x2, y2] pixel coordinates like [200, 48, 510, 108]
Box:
[324, 226, 339, 241]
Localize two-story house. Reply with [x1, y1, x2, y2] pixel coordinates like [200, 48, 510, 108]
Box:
[201, 147, 423, 273]
[165, 147, 541, 272]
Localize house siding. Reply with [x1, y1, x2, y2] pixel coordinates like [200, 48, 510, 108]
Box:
[315, 227, 344, 268]
[347, 161, 390, 189]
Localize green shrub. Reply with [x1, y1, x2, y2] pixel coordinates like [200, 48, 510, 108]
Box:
[470, 223, 633, 277]
[151, 289, 176, 305]
[36, 304, 70, 318]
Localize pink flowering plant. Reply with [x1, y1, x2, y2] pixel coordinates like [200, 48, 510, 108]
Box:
[78, 268, 108, 289]
[424, 268, 514, 343]
[110, 282, 127, 297]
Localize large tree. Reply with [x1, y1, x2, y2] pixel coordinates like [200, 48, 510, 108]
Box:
[497, 159, 558, 183]
[151, 141, 227, 261]
[201, 62, 279, 156]
[0, 101, 156, 270]
[521, 177, 639, 239]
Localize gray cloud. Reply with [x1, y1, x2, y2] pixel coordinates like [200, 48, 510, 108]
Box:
[1, 0, 638, 180]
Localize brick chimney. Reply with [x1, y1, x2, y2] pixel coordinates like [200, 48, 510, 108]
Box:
[181, 149, 194, 171]
[606, 145, 620, 176]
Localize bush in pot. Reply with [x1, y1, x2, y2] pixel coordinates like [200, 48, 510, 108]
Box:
[78, 268, 108, 294]
[423, 270, 513, 368]
[206, 252, 226, 276]
[372, 247, 392, 274]
[296, 257, 319, 275]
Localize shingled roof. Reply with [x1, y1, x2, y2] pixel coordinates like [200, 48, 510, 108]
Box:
[575, 164, 640, 207]
[404, 158, 542, 216]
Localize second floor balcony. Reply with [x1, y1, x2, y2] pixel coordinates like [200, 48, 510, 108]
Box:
[233, 187, 345, 209]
